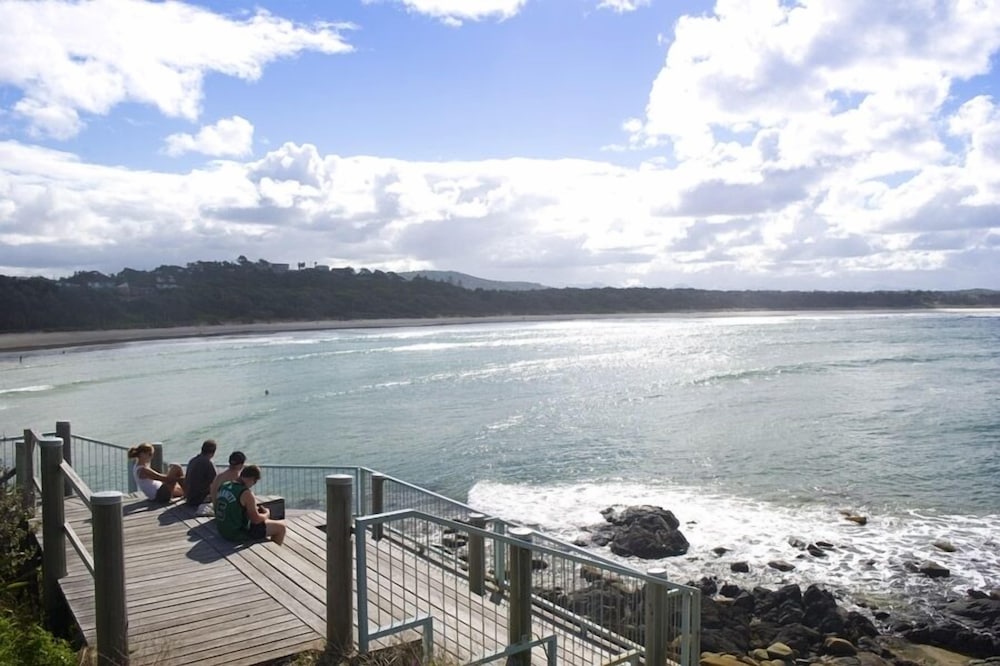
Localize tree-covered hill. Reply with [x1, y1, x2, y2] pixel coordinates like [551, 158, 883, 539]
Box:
[2, 259, 999, 333]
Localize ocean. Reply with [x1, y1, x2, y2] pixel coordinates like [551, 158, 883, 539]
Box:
[3, 310, 999, 616]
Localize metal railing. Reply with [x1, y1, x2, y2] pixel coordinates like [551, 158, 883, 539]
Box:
[353, 508, 700, 666]
[0, 434, 18, 472]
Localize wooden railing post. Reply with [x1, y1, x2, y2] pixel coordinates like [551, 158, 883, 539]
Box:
[370, 473, 385, 540]
[16, 429, 35, 511]
[468, 513, 486, 596]
[645, 568, 669, 666]
[56, 421, 72, 497]
[39, 437, 67, 627]
[326, 474, 353, 654]
[92, 491, 128, 666]
[507, 527, 534, 665]
[151, 443, 164, 474]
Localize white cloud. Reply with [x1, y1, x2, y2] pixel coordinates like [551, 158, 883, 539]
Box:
[636, 0, 1000, 170]
[597, 0, 651, 12]
[165, 116, 255, 158]
[364, 0, 528, 25]
[2, 138, 999, 289]
[0, 0, 353, 138]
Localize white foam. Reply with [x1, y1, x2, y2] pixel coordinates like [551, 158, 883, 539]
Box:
[0, 384, 54, 395]
[467, 480, 1000, 610]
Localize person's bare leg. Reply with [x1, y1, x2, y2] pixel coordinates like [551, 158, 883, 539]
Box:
[266, 520, 286, 546]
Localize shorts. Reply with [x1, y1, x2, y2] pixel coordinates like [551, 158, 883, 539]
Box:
[247, 522, 267, 540]
[154, 483, 174, 503]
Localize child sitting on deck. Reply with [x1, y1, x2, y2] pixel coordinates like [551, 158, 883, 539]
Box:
[128, 442, 185, 502]
[214, 464, 286, 546]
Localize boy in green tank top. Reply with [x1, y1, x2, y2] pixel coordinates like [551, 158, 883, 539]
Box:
[213, 465, 286, 545]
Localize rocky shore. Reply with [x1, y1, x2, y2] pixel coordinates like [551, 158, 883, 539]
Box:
[569, 505, 1000, 663]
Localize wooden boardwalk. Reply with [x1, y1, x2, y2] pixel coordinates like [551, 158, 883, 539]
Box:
[53, 495, 622, 666]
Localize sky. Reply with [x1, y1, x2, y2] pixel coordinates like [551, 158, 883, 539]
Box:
[1, 0, 999, 290]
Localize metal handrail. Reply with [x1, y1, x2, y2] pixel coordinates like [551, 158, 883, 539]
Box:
[355, 509, 701, 665]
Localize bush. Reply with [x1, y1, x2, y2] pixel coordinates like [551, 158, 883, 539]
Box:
[0, 471, 38, 610]
[0, 470, 77, 666]
[0, 610, 77, 666]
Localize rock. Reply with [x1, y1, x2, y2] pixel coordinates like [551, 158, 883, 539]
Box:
[713, 546, 730, 556]
[601, 506, 690, 558]
[917, 560, 950, 578]
[855, 651, 892, 666]
[968, 589, 990, 599]
[602, 504, 680, 529]
[932, 539, 956, 552]
[824, 637, 857, 656]
[768, 560, 796, 572]
[694, 576, 719, 596]
[807, 544, 827, 558]
[699, 654, 744, 666]
[719, 583, 741, 598]
[844, 514, 868, 525]
[802, 584, 844, 634]
[755, 585, 807, 629]
[731, 561, 750, 573]
[765, 642, 795, 659]
[815, 540, 835, 549]
[903, 613, 1000, 659]
[751, 648, 771, 661]
[772, 623, 821, 655]
[843, 611, 878, 643]
[700, 595, 752, 655]
[732, 591, 755, 613]
[788, 537, 807, 550]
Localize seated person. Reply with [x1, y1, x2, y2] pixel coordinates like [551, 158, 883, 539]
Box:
[183, 439, 218, 506]
[214, 464, 286, 546]
[209, 450, 246, 504]
[128, 442, 184, 502]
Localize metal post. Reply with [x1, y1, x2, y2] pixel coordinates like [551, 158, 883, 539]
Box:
[326, 474, 353, 654]
[40, 437, 67, 626]
[468, 513, 486, 595]
[56, 421, 72, 497]
[508, 527, 534, 665]
[92, 491, 128, 666]
[645, 568, 669, 666]
[371, 473, 385, 540]
[151, 443, 164, 474]
[17, 429, 35, 510]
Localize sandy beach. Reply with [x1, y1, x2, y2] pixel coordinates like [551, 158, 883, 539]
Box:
[0, 315, 594, 353]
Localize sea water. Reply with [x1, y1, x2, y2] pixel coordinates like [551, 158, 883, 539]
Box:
[3, 311, 999, 615]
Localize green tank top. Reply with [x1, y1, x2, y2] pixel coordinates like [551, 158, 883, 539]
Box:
[215, 480, 249, 540]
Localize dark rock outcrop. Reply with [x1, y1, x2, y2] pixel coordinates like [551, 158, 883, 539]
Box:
[903, 598, 1000, 657]
[583, 505, 689, 558]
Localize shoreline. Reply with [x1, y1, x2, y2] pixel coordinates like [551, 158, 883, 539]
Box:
[0, 315, 581, 353]
[3, 308, 995, 354]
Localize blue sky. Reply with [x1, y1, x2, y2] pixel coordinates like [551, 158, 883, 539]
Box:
[1, 0, 1000, 290]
